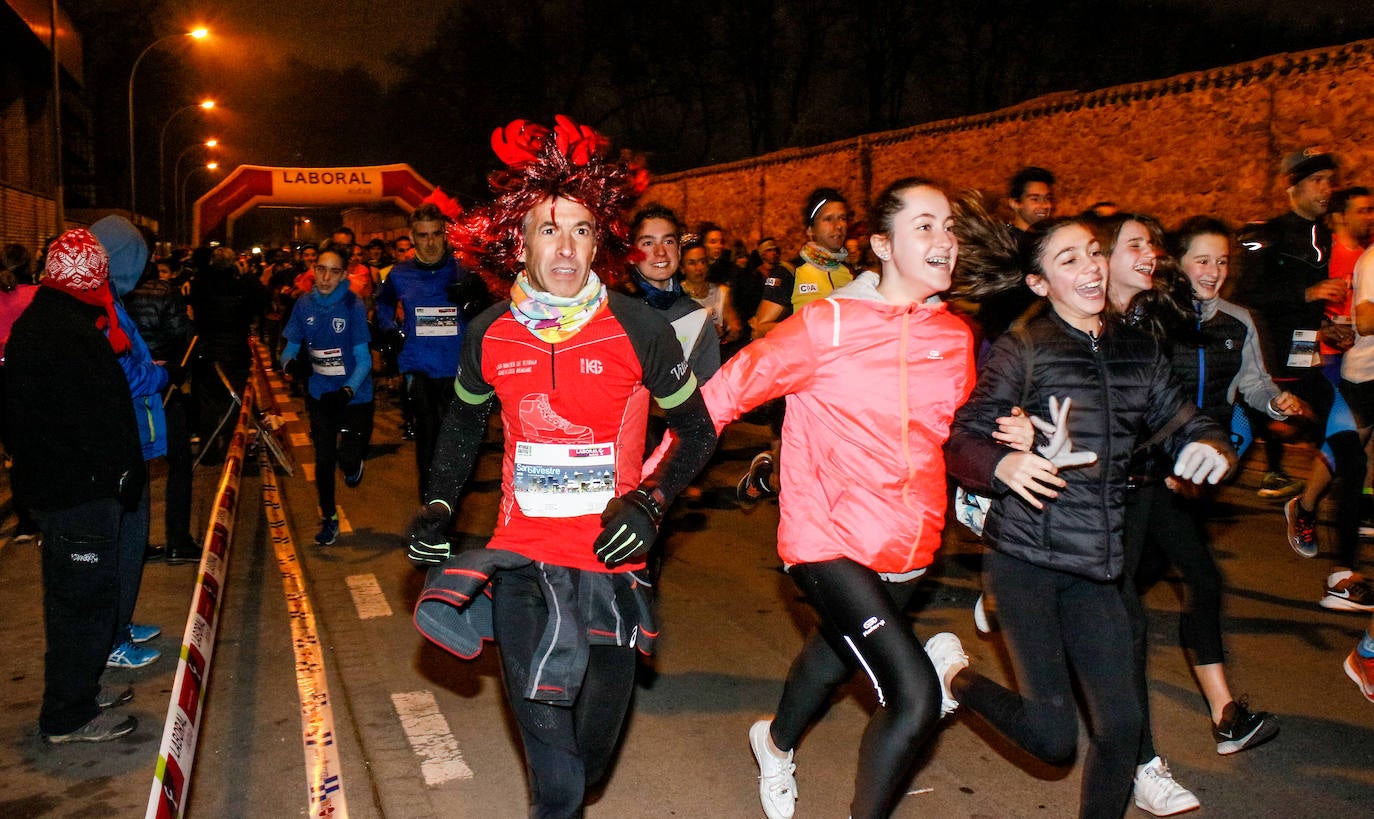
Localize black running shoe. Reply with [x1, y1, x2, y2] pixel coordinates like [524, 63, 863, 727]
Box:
[1213, 698, 1278, 755]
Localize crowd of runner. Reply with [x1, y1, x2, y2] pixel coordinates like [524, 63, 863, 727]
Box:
[3, 120, 1372, 818]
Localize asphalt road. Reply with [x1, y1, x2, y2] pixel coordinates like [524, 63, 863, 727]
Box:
[1, 370, 1371, 818]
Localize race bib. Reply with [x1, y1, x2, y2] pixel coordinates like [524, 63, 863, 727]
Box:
[512, 441, 616, 517]
[1287, 329, 1320, 368]
[414, 305, 460, 337]
[310, 346, 346, 376]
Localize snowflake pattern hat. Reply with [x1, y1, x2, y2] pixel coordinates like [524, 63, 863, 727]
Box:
[42, 227, 129, 353]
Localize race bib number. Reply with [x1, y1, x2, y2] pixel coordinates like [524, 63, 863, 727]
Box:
[512, 441, 616, 517]
[1287, 329, 1320, 368]
[414, 305, 460, 337]
[310, 346, 346, 376]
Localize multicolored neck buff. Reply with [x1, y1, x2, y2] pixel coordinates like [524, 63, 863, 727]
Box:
[799, 242, 849, 272]
[509, 271, 607, 344]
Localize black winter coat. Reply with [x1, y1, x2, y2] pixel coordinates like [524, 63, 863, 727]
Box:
[945, 309, 1230, 581]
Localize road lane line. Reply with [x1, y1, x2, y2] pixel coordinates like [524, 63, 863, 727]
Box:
[345, 573, 393, 619]
[259, 446, 351, 818]
[291, 432, 311, 448]
[391, 691, 474, 785]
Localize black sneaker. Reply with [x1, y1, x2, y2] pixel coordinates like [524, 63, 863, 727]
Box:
[1213, 698, 1279, 755]
[166, 537, 203, 565]
[344, 459, 365, 488]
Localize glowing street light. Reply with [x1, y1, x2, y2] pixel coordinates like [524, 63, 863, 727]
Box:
[127, 27, 210, 213]
[181, 161, 222, 245]
[158, 98, 216, 241]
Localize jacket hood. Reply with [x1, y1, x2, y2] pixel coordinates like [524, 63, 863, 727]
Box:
[831, 270, 947, 308]
[90, 216, 149, 297]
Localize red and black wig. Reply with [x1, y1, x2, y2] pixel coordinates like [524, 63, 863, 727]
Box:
[447, 115, 649, 297]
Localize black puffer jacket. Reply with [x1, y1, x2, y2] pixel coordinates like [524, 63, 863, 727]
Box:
[946, 309, 1230, 581]
[124, 278, 193, 363]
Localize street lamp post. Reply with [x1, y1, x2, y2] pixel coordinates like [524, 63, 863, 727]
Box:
[127, 27, 208, 214]
[173, 143, 217, 244]
[158, 99, 214, 245]
[180, 162, 219, 245]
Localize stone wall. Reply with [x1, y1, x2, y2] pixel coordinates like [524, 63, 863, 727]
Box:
[642, 39, 1374, 253]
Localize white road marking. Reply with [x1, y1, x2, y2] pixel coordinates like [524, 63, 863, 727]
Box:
[280, 411, 299, 422]
[291, 432, 311, 448]
[302, 463, 315, 482]
[391, 691, 474, 784]
[344, 574, 393, 619]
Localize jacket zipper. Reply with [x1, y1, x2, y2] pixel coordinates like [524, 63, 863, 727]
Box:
[1093, 332, 1113, 580]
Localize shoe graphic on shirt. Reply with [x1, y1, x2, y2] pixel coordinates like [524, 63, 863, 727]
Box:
[519, 394, 593, 443]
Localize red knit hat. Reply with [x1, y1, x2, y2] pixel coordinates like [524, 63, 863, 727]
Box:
[43, 228, 129, 353]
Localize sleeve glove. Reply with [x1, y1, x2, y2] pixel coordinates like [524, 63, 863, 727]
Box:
[1173, 441, 1232, 485]
[319, 387, 353, 413]
[406, 502, 452, 567]
[592, 488, 663, 568]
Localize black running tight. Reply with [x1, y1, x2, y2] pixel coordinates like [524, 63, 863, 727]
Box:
[771, 557, 942, 819]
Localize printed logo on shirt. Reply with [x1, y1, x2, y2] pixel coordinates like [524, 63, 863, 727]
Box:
[70, 552, 99, 564]
[580, 358, 603, 375]
[333, 317, 346, 333]
[798, 283, 820, 294]
[305, 315, 316, 326]
[1225, 338, 1235, 350]
[926, 349, 944, 360]
[672, 361, 690, 380]
[764, 277, 782, 288]
[861, 616, 885, 637]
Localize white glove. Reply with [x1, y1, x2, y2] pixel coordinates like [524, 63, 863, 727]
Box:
[1029, 396, 1098, 469]
[1173, 441, 1230, 485]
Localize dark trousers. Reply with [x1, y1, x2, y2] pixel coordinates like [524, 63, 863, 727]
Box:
[407, 373, 456, 501]
[1122, 483, 1226, 762]
[37, 497, 125, 734]
[773, 558, 941, 819]
[164, 392, 195, 549]
[491, 565, 637, 819]
[955, 550, 1141, 819]
[306, 396, 375, 516]
[113, 483, 150, 644]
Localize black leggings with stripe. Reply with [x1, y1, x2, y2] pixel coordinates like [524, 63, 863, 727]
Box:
[770, 557, 943, 819]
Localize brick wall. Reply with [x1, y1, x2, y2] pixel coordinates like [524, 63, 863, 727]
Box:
[643, 39, 1374, 254]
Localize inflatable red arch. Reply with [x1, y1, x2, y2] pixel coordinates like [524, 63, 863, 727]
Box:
[192, 164, 435, 245]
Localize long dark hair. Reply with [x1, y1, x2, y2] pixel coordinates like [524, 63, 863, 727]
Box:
[1089, 212, 1190, 341]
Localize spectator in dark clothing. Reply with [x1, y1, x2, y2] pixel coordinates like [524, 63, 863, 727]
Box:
[123, 241, 199, 564]
[190, 246, 268, 459]
[6, 228, 145, 743]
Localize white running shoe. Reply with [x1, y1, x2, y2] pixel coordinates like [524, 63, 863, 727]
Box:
[973, 592, 996, 634]
[1133, 756, 1201, 816]
[923, 632, 969, 716]
[748, 719, 796, 819]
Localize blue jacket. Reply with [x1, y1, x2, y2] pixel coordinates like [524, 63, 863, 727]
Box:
[375, 255, 467, 378]
[282, 287, 373, 403]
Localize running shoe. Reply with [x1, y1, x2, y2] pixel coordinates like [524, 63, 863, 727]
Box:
[1344, 648, 1374, 703]
[1284, 498, 1319, 558]
[736, 452, 776, 510]
[43, 711, 137, 744]
[1133, 756, 1200, 816]
[128, 623, 161, 644]
[97, 686, 135, 710]
[923, 632, 969, 716]
[344, 459, 365, 488]
[315, 516, 340, 546]
[1212, 698, 1278, 754]
[1257, 471, 1304, 500]
[1320, 571, 1374, 611]
[748, 720, 796, 819]
[107, 640, 161, 669]
[1360, 517, 1374, 540]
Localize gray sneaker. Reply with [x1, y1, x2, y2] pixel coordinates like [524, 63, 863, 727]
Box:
[44, 711, 137, 744]
[97, 686, 135, 710]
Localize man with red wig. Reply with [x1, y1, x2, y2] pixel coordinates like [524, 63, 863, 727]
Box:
[405, 116, 716, 816]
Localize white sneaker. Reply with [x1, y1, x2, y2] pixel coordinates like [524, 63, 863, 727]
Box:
[973, 592, 996, 634]
[923, 632, 969, 716]
[1133, 756, 1201, 816]
[748, 719, 796, 819]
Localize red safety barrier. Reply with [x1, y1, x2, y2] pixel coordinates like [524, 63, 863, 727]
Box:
[145, 379, 254, 819]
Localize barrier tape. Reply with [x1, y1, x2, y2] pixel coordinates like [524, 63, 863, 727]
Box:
[146, 380, 254, 819]
[257, 444, 350, 817]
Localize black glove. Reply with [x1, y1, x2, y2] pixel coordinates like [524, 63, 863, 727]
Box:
[319, 387, 353, 413]
[448, 274, 492, 320]
[592, 488, 663, 567]
[406, 502, 452, 567]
